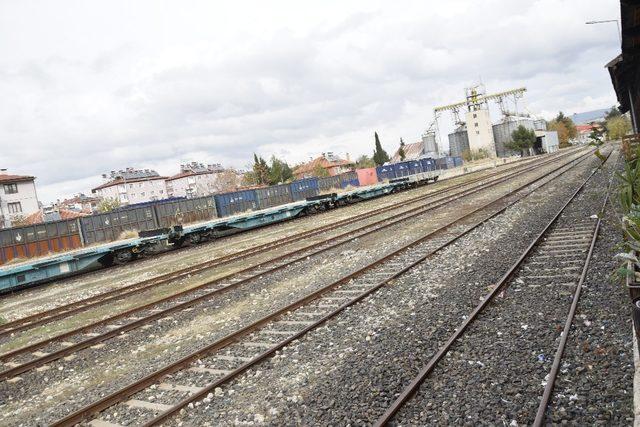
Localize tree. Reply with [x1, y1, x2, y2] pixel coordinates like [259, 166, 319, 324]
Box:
[605, 106, 622, 121]
[216, 169, 241, 192]
[354, 154, 376, 168]
[548, 120, 572, 148]
[607, 115, 632, 140]
[251, 153, 270, 185]
[372, 132, 390, 166]
[507, 125, 537, 156]
[312, 163, 330, 178]
[268, 156, 293, 184]
[97, 198, 121, 213]
[549, 112, 577, 144]
[398, 138, 406, 161]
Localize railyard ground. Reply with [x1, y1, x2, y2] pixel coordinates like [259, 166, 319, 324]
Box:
[0, 147, 636, 426]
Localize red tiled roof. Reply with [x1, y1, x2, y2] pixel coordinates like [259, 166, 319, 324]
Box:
[24, 208, 88, 225]
[92, 176, 168, 192]
[293, 156, 353, 175]
[0, 174, 35, 184]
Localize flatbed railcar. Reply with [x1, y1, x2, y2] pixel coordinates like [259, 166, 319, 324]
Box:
[0, 165, 449, 293]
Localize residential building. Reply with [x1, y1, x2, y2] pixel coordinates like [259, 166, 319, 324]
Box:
[574, 124, 603, 145]
[92, 168, 168, 206]
[0, 169, 40, 228]
[166, 162, 225, 198]
[58, 193, 100, 213]
[293, 152, 354, 179]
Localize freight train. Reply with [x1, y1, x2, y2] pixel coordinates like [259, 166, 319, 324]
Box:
[0, 157, 459, 268]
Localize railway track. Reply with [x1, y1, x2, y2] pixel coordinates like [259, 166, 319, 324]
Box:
[0, 148, 584, 341]
[0, 149, 593, 381]
[373, 149, 617, 426]
[43, 149, 606, 426]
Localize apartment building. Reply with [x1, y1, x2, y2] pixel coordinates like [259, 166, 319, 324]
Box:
[165, 163, 225, 198]
[0, 169, 40, 228]
[92, 168, 168, 206]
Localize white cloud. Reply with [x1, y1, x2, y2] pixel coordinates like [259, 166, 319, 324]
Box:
[0, 0, 620, 202]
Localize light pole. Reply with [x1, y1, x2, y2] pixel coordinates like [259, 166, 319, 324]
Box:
[585, 20, 622, 45]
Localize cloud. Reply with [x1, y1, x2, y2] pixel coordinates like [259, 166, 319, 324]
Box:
[0, 0, 620, 202]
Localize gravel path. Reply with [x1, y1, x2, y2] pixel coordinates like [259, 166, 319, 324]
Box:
[544, 173, 634, 423]
[160, 152, 611, 425]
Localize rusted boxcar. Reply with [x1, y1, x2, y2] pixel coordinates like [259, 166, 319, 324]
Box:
[0, 219, 83, 265]
[154, 196, 217, 227]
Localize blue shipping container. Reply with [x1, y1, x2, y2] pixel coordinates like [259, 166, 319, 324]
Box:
[452, 156, 463, 167]
[420, 158, 436, 172]
[376, 165, 396, 181]
[290, 178, 319, 201]
[341, 178, 360, 188]
[405, 160, 422, 175]
[436, 157, 455, 170]
[394, 162, 411, 177]
[214, 190, 258, 217]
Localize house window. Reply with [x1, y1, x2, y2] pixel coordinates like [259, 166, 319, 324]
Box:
[141, 192, 145, 196]
[473, 113, 477, 118]
[476, 131, 480, 135]
[7, 202, 22, 213]
[3, 183, 18, 194]
[159, 190, 163, 194]
[474, 123, 478, 127]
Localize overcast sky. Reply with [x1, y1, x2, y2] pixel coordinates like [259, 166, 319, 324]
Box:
[0, 0, 621, 202]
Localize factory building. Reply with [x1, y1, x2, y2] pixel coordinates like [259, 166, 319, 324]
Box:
[466, 109, 497, 157]
[492, 118, 537, 158]
[448, 125, 469, 158]
[436, 86, 560, 159]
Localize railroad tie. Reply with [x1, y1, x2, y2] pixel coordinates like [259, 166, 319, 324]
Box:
[89, 419, 124, 427]
[261, 330, 297, 336]
[188, 367, 233, 375]
[278, 320, 315, 326]
[125, 399, 173, 412]
[214, 355, 253, 363]
[294, 311, 324, 317]
[241, 342, 273, 349]
[158, 383, 204, 393]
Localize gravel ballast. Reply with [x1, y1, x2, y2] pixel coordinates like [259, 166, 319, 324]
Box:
[160, 152, 625, 425]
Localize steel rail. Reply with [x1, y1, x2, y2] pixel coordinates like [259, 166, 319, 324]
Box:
[0, 150, 591, 375]
[49, 148, 600, 427]
[532, 150, 620, 426]
[0, 150, 568, 337]
[373, 149, 613, 427]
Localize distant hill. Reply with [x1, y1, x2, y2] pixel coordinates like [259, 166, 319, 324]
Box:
[569, 108, 611, 124]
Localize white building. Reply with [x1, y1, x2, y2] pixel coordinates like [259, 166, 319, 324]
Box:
[0, 169, 40, 228]
[466, 109, 497, 157]
[92, 168, 168, 206]
[165, 163, 225, 198]
[536, 130, 560, 153]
